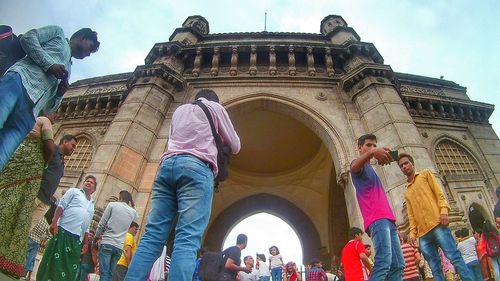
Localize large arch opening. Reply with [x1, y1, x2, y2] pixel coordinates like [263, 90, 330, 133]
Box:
[222, 213, 304, 266]
[203, 95, 351, 267]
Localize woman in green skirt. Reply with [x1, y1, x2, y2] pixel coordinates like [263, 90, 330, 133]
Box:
[0, 115, 55, 278]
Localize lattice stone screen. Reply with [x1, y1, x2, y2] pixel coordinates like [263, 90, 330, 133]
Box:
[434, 140, 480, 176]
[64, 136, 94, 171]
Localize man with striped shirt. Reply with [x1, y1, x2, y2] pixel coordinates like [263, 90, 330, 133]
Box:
[400, 232, 422, 281]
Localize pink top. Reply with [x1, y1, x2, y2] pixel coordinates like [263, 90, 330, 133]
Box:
[439, 249, 455, 273]
[162, 98, 240, 176]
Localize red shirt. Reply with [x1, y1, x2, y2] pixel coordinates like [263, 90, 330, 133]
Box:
[341, 240, 366, 281]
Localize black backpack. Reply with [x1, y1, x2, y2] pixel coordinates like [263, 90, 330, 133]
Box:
[198, 251, 225, 281]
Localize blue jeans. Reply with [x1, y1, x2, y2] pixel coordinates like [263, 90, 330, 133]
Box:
[466, 260, 483, 281]
[0, 72, 35, 171]
[79, 263, 94, 281]
[260, 276, 271, 281]
[99, 243, 123, 281]
[368, 219, 405, 281]
[419, 225, 474, 281]
[271, 267, 282, 281]
[124, 155, 214, 281]
[24, 238, 40, 272]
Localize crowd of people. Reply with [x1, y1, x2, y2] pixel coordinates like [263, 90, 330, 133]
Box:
[1, 22, 500, 281]
[339, 135, 500, 281]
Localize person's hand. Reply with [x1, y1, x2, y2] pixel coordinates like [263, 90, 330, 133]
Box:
[243, 266, 252, 273]
[50, 222, 58, 236]
[372, 147, 392, 165]
[56, 79, 69, 97]
[48, 64, 68, 79]
[439, 214, 449, 226]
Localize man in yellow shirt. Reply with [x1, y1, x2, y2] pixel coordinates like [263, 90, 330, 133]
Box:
[397, 153, 473, 281]
[113, 222, 139, 281]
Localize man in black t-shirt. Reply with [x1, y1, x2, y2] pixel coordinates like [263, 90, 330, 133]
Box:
[223, 233, 252, 281]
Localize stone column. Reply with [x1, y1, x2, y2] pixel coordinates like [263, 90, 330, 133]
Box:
[87, 64, 186, 220]
[341, 52, 434, 225]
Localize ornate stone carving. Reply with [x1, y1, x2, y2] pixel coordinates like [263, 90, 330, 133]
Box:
[269, 45, 277, 76]
[230, 46, 238, 76]
[316, 92, 327, 101]
[288, 46, 296, 76]
[211, 47, 220, 76]
[85, 85, 127, 96]
[400, 85, 445, 97]
[249, 45, 257, 76]
[325, 48, 335, 77]
[307, 46, 316, 76]
[192, 47, 202, 77]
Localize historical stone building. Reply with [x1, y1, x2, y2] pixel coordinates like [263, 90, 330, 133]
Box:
[52, 15, 500, 265]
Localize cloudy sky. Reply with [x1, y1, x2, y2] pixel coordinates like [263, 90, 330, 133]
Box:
[2, 0, 499, 267]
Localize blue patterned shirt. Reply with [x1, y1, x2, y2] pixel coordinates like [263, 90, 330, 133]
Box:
[7, 25, 71, 117]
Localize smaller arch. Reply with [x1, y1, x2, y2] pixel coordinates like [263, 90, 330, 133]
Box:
[204, 193, 322, 265]
[431, 136, 483, 177]
[64, 134, 95, 171]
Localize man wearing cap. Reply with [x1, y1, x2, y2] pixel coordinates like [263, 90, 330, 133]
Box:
[0, 25, 100, 171]
[0, 25, 25, 76]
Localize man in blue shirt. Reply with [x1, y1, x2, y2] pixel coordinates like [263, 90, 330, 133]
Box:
[0, 25, 99, 171]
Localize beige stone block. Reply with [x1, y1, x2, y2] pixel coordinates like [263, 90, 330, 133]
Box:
[394, 122, 422, 146]
[373, 125, 400, 148]
[144, 88, 172, 114]
[89, 144, 120, 171]
[95, 175, 135, 206]
[363, 105, 391, 132]
[475, 139, 500, 155]
[157, 117, 172, 139]
[355, 88, 382, 113]
[135, 103, 164, 132]
[377, 87, 404, 103]
[124, 86, 150, 104]
[386, 103, 413, 122]
[149, 138, 168, 161]
[138, 162, 160, 192]
[469, 125, 499, 139]
[134, 191, 152, 224]
[122, 122, 155, 155]
[111, 146, 144, 183]
[102, 121, 131, 144]
[113, 102, 141, 122]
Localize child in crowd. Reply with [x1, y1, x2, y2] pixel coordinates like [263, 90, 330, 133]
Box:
[269, 246, 284, 281]
[256, 253, 271, 281]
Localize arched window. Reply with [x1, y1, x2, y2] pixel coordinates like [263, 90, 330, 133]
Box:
[434, 139, 480, 176]
[65, 136, 94, 171]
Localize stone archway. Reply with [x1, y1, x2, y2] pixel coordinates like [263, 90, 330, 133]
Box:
[204, 193, 322, 265]
[203, 94, 352, 266]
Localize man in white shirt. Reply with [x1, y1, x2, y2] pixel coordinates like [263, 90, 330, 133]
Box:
[36, 175, 97, 281]
[239, 256, 260, 281]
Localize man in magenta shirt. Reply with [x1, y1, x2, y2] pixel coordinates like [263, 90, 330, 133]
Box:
[350, 134, 404, 281]
[125, 89, 241, 281]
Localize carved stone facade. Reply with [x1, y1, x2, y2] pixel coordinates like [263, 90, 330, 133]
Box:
[52, 15, 500, 265]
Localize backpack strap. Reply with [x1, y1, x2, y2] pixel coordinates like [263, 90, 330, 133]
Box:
[194, 100, 224, 162]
